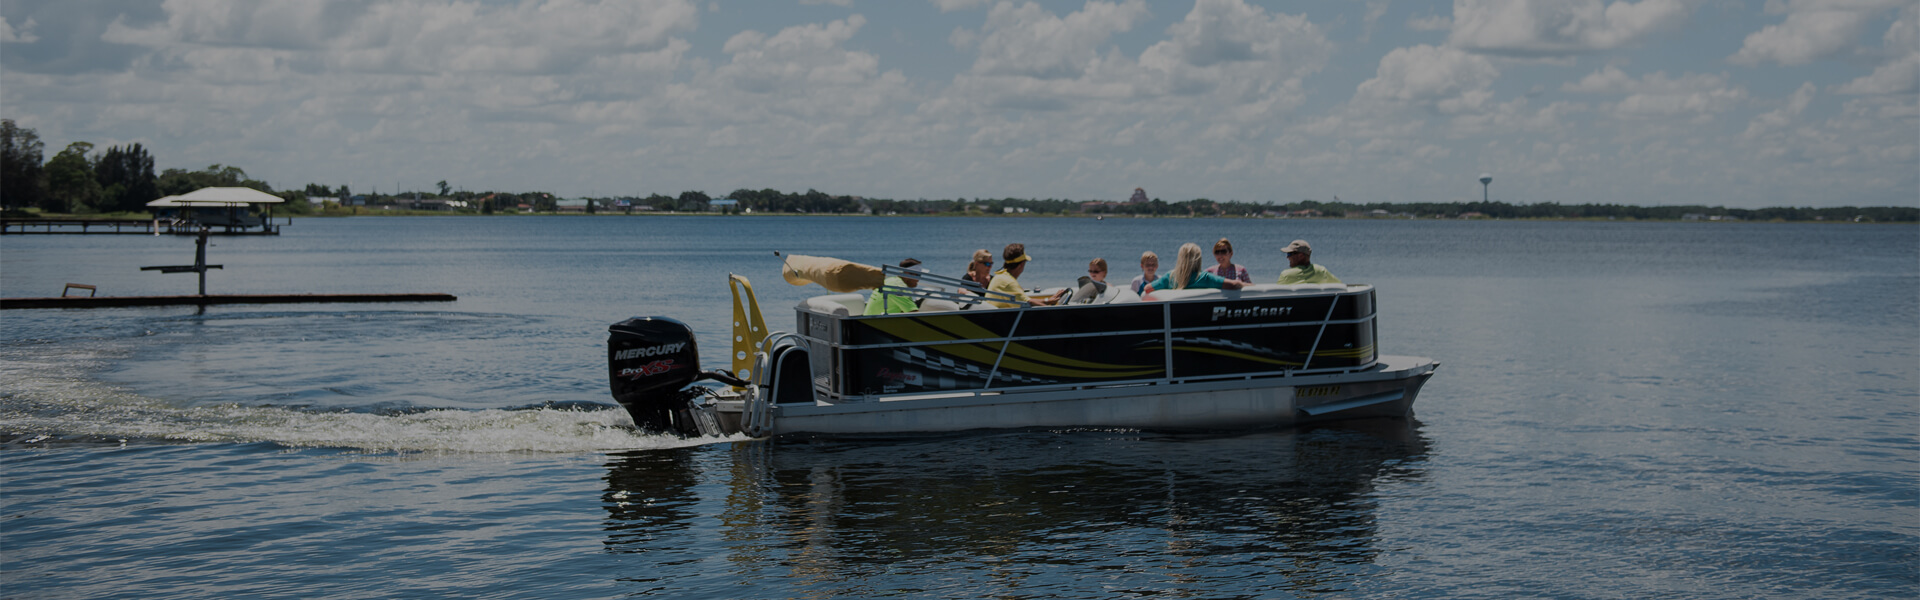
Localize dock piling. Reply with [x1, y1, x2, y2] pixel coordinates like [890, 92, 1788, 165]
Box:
[140, 227, 222, 295]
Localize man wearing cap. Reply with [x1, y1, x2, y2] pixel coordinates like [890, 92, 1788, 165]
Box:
[863, 258, 924, 315]
[988, 243, 1065, 308]
[1275, 240, 1342, 284]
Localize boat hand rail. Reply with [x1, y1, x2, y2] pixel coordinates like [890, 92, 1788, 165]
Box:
[804, 285, 1377, 402]
[981, 305, 1027, 390]
[1301, 292, 1343, 371]
[877, 263, 1025, 310]
[838, 362, 1385, 403]
[828, 316, 1379, 350]
[741, 331, 814, 436]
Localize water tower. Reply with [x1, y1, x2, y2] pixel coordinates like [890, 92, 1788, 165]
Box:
[1478, 173, 1492, 202]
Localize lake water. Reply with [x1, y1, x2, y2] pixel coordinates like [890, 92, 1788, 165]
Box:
[2, 216, 1915, 599]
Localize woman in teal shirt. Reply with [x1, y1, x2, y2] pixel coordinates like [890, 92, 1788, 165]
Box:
[1144, 243, 1246, 294]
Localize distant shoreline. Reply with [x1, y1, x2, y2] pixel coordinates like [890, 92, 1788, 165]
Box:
[7, 209, 1913, 224]
[301, 210, 1917, 223]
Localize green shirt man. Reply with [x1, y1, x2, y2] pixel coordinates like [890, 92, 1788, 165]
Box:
[1274, 239, 1342, 284]
[863, 258, 924, 315]
[863, 275, 919, 315]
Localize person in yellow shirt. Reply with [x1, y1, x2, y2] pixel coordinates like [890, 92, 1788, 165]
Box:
[1274, 239, 1342, 284]
[987, 243, 1065, 308]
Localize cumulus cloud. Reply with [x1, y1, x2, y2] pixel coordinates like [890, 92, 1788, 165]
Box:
[1744, 81, 1817, 138]
[1835, 53, 1919, 94]
[1835, 3, 1918, 94]
[2, 0, 1911, 207]
[1561, 66, 1748, 119]
[1450, 0, 1690, 57]
[1360, 0, 1390, 43]
[715, 16, 900, 113]
[0, 16, 39, 43]
[102, 0, 700, 75]
[940, 0, 1332, 115]
[1729, 0, 1905, 66]
[931, 0, 991, 12]
[1356, 44, 1499, 113]
[964, 0, 1147, 80]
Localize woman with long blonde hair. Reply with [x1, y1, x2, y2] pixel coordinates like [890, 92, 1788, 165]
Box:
[1143, 243, 1244, 295]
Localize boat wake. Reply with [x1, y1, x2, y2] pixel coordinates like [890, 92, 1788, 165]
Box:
[0, 347, 738, 453]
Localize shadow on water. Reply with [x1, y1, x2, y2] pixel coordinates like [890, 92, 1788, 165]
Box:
[599, 419, 1429, 597]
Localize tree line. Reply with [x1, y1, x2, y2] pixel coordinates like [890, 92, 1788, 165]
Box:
[716, 193, 1916, 222]
[5, 119, 1910, 222]
[2, 119, 274, 214]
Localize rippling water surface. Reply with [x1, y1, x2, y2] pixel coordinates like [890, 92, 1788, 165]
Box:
[3, 216, 1915, 598]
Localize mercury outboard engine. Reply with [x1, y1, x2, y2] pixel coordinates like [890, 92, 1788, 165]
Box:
[607, 317, 742, 435]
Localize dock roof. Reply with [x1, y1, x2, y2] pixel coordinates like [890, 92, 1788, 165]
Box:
[148, 187, 284, 207]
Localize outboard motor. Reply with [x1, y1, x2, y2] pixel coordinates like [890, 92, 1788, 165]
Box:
[607, 317, 739, 435]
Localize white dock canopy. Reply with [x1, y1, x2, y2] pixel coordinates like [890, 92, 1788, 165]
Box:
[150, 187, 284, 207]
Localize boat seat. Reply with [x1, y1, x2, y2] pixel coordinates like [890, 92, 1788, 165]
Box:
[800, 293, 866, 316]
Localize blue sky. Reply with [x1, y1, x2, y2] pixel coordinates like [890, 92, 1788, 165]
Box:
[2, 0, 1914, 208]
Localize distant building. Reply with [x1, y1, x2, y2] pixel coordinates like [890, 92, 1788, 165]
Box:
[1129, 188, 1148, 203]
[555, 199, 591, 212]
[710, 198, 740, 212]
[411, 198, 465, 211]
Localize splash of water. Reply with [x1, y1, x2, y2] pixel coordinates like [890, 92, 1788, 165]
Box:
[0, 347, 738, 453]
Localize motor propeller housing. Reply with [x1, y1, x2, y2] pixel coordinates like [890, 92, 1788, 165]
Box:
[607, 317, 704, 434]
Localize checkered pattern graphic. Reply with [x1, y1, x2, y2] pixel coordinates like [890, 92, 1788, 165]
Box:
[891, 346, 1059, 386]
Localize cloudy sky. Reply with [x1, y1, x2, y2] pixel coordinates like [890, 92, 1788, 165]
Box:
[1, 0, 1914, 207]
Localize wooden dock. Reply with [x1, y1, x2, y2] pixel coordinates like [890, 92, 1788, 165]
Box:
[1, 218, 280, 235]
[2, 293, 457, 309]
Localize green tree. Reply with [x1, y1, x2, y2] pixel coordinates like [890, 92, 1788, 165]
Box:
[158, 164, 273, 196]
[44, 142, 100, 212]
[677, 190, 711, 211]
[436, 180, 450, 196]
[1, 119, 48, 210]
[646, 193, 675, 211]
[94, 143, 160, 212]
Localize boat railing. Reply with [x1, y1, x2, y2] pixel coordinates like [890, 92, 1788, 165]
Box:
[873, 263, 1025, 311]
[795, 284, 1379, 403]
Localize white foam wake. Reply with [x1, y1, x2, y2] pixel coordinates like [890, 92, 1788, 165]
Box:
[0, 347, 740, 453]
